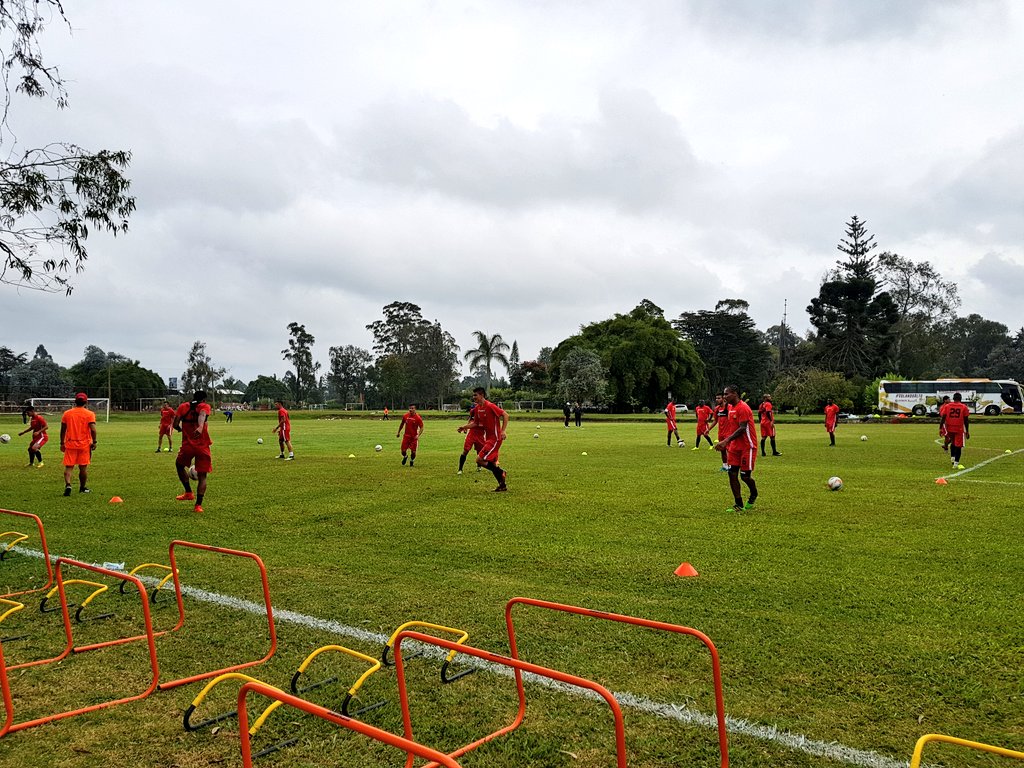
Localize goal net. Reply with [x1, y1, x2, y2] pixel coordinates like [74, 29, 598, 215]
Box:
[514, 400, 544, 412]
[28, 397, 112, 422]
[138, 397, 172, 412]
[344, 403, 365, 411]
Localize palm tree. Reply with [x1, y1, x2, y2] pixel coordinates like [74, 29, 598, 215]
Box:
[463, 331, 510, 394]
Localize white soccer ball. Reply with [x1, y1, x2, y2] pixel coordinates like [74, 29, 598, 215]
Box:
[0, 434, 9, 444]
[860, 435, 868, 441]
[187, 466, 199, 481]
[257, 437, 263, 444]
[374, 444, 383, 452]
[677, 440, 685, 447]
[827, 476, 843, 491]
[533, 433, 539, 439]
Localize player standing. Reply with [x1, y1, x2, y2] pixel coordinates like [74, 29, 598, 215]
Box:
[692, 400, 714, 450]
[940, 392, 970, 469]
[173, 390, 212, 513]
[758, 394, 782, 456]
[824, 398, 840, 446]
[18, 406, 48, 467]
[470, 387, 509, 491]
[664, 397, 682, 447]
[937, 395, 952, 451]
[274, 400, 294, 460]
[60, 393, 97, 496]
[157, 400, 175, 453]
[712, 393, 730, 471]
[714, 385, 758, 512]
[397, 403, 424, 467]
[456, 404, 486, 474]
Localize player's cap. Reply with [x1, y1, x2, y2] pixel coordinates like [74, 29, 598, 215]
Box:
[75, 392, 88, 402]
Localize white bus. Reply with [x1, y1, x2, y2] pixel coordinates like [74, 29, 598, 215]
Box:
[878, 379, 1023, 416]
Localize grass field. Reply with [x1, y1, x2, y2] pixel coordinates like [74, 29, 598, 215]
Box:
[0, 410, 1021, 768]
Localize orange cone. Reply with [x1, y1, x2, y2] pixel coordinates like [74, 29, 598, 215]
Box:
[934, 478, 948, 485]
[109, 496, 123, 503]
[674, 562, 699, 577]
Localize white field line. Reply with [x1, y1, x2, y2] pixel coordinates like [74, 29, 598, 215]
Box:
[12, 546, 906, 768]
[952, 479, 1024, 487]
[940, 448, 1024, 481]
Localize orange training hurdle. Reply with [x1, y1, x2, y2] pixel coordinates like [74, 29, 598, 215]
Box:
[0, 509, 53, 599]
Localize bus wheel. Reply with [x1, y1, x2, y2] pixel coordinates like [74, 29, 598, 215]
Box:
[912, 405, 927, 416]
[985, 405, 1000, 416]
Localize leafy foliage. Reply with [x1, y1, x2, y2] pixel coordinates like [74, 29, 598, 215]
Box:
[180, 340, 226, 396]
[0, 2, 135, 294]
[326, 344, 372, 403]
[243, 374, 291, 404]
[555, 347, 606, 405]
[282, 322, 321, 402]
[463, 331, 510, 394]
[772, 367, 852, 414]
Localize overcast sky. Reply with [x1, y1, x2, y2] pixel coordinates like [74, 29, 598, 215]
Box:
[2, 0, 1023, 386]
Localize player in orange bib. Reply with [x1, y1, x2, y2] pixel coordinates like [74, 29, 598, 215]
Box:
[758, 394, 781, 457]
[18, 405, 49, 467]
[939, 392, 970, 469]
[60, 393, 97, 496]
[824, 398, 840, 446]
[397, 404, 424, 467]
[714, 385, 758, 512]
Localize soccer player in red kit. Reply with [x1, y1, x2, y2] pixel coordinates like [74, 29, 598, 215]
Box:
[274, 400, 294, 460]
[468, 387, 509, 491]
[664, 397, 683, 447]
[758, 394, 781, 457]
[824, 398, 840, 446]
[456, 404, 486, 474]
[397, 404, 424, 467]
[714, 385, 758, 512]
[157, 401, 175, 453]
[937, 395, 952, 451]
[18, 406, 48, 467]
[173, 390, 212, 513]
[712, 393, 730, 471]
[693, 400, 714, 450]
[940, 392, 970, 469]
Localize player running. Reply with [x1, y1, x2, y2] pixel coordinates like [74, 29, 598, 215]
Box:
[824, 398, 840, 446]
[157, 400, 175, 453]
[469, 387, 509, 491]
[664, 397, 683, 447]
[758, 394, 781, 456]
[456, 404, 486, 474]
[397, 404, 424, 467]
[714, 385, 758, 512]
[692, 400, 714, 450]
[940, 392, 970, 469]
[712, 393, 730, 471]
[274, 400, 294, 460]
[173, 390, 212, 513]
[18, 405, 48, 467]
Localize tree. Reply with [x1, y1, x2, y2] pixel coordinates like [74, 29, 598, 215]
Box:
[675, 299, 773, 398]
[7, 354, 69, 401]
[220, 376, 245, 393]
[463, 331, 510, 394]
[508, 340, 523, 391]
[0, 346, 27, 398]
[931, 314, 1010, 376]
[410, 322, 460, 407]
[806, 216, 898, 377]
[282, 322, 321, 402]
[517, 360, 550, 393]
[764, 321, 802, 372]
[243, 374, 291, 404]
[0, 2, 134, 294]
[876, 252, 960, 375]
[66, 346, 164, 408]
[366, 301, 431, 357]
[181, 341, 226, 396]
[983, 327, 1024, 382]
[537, 347, 553, 366]
[552, 302, 703, 412]
[772, 368, 852, 415]
[327, 345, 372, 403]
[555, 347, 607, 405]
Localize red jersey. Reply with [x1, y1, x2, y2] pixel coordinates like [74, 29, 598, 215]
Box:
[473, 399, 506, 439]
[714, 404, 729, 438]
[159, 406, 175, 427]
[467, 405, 486, 438]
[943, 402, 970, 433]
[695, 405, 712, 426]
[277, 407, 291, 429]
[30, 414, 48, 435]
[724, 400, 757, 450]
[665, 402, 676, 422]
[176, 401, 212, 447]
[400, 410, 423, 435]
[758, 401, 774, 424]
[824, 403, 840, 426]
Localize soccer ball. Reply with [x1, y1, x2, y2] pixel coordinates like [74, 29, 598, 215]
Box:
[0, 434, 9, 444]
[827, 476, 843, 491]
[187, 466, 199, 481]
[860, 435, 868, 441]
[533, 433, 539, 439]
[374, 444, 383, 452]
[677, 440, 685, 447]
[257, 438, 263, 444]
